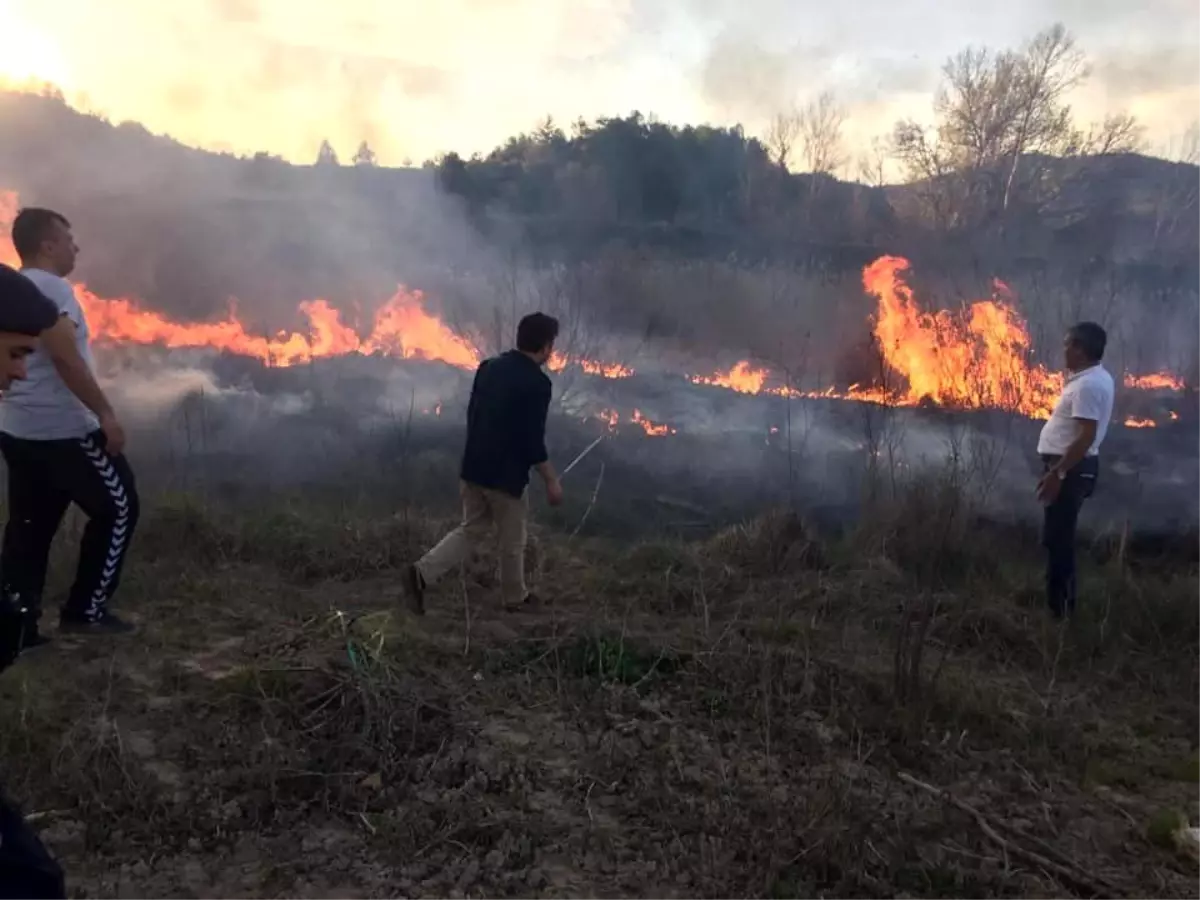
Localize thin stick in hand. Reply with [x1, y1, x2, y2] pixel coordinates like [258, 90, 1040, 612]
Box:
[561, 436, 605, 480]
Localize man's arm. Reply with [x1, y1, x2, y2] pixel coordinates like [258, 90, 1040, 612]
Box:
[40, 316, 113, 422]
[523, 379, 551, 472]
[1049, 417, 1098, 477]
[523, 379, 562, 504]
[40, 317, 125, 454]
[40, 317, 114, 421]
[466, 360, 488, 424]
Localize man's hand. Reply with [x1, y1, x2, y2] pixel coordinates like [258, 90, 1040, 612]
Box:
[100, 411, 126, 457]
[545, 476, 564, 507]
[1036, 471, 1062, 505]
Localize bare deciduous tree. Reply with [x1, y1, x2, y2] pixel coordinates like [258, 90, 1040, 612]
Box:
[798, 91, 847, 176]
[315, 139, 340, 167]
[892, 23, 1141, 232]
[1150, 121, 1200, 253]
[856, 136, 891, 187]
[891, 121, 972, 230]
[1077, 114, 1143, 156]
[764, 108, 801, 170]
[352, 141, 378, 167]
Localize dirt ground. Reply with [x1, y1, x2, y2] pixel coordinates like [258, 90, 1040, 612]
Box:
[0, 499, 1196, 898]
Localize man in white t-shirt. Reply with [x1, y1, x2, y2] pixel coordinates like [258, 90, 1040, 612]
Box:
[0, 208, 138, 640]
[1035, 321, 1114, 618]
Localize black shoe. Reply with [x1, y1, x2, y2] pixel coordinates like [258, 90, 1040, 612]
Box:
[505, 592, 541, 612]
[402, 565, 426, 616]
[58, 612, 137, 635]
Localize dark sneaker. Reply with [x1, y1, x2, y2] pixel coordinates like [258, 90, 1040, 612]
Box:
[58, 612, 137, 635]
[402, 565, 426, 616]
[505, 592, 541, 612]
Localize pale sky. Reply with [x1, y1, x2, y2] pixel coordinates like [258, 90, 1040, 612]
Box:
[1, 0, 1196, 168]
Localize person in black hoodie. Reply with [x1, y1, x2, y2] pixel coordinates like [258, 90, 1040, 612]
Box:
[0, 262, 69, 899]
[403, 312, 564, 614]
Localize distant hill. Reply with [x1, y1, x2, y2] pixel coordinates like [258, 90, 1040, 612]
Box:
[0, 89, 1195, 325]
[885, 152, 1199, 270]
[0, 90, 472, 327]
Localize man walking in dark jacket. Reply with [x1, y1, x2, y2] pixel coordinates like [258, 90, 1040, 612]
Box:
[0, 262, 69, 899]
[404, 312, 564, 613]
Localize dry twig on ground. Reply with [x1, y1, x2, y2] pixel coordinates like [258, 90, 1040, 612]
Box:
[897, 771, 1121, 898]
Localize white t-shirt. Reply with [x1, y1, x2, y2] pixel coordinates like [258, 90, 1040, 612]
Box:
[0, 268, 100, 440]
[1036, 364, 1114, 457]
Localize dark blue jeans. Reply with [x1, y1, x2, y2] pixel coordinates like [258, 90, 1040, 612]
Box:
[0, 790, 66, 898]
[1041, 455, 1098, 617]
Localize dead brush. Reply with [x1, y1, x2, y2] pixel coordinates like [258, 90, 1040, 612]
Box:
[0, 659, 170, 849]
[704, 510, 827, 575]
[208, 610, 453, 812]
[859, 474, 976, 585]
[134, 496, 431, 582]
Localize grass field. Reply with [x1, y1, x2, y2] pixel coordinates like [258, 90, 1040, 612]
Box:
[0, 470, 1196, 898]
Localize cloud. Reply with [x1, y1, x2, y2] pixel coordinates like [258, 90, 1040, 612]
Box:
[1, 0, 1193, 164]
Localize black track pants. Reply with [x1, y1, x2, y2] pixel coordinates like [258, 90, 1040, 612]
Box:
[0, 430, 139, 622]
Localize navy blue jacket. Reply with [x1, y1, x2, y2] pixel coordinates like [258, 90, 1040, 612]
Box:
[460, 350, 551, 497]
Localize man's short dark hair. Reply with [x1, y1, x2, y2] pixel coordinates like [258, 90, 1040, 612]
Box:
[1069, 321, 1107, 362]
[0, 264, 59, 336]
[516, 312, 559, 354]
[11, 207, 70, 264]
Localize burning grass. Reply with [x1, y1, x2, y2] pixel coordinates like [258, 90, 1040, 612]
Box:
[0, 478, 1196, 897]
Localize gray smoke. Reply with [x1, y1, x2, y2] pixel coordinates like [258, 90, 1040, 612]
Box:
[96, 345, 1198, 538]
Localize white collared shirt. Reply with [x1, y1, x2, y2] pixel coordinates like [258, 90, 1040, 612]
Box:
[1036, 364, 1114, 456]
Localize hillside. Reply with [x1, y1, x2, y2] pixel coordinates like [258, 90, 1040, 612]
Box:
[0, 90, 464, 327]
[0, 89, 1195, 329]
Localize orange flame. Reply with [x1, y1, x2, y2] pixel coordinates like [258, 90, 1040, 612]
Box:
[590, 407, 674, 436]
[631, 409, 675, 436]
[0, 191, 17, 268]
[864, 256, 1062, 418]
[691, 361, 768, 394]
[0, 184, 1187, 423]
[1123, 372, 1185, 391]
[594, 408, 620, 432]
[1124, 416, 1156, 428]
[78, 287, 480, 370]
[548, 352, 634, 379]
[581, 359, 634, 379]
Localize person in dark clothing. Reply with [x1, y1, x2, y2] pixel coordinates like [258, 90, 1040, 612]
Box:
[404, 312, 564, 613]
[1035, 322, 1114, 618]
[0, 262, 69, 900]
[1, 208, 138, 640]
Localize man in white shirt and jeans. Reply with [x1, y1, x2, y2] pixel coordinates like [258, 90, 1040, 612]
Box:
[1035, 321, 1114, 618]
[0, 207, 138, 640]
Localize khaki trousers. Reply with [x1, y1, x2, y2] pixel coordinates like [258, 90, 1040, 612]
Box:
[415, 481, 529, 606]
